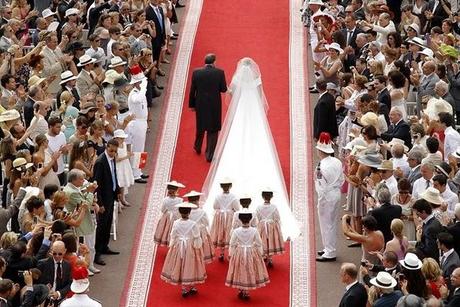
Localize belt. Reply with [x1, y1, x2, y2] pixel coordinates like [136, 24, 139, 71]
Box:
[119, 108, 129, 114]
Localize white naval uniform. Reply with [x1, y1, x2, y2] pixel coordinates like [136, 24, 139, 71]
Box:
[127, 85, 148, 179]
[315, 155, 344, 258]
[59, 293, 102, 307]
[309, 9, 324, 63]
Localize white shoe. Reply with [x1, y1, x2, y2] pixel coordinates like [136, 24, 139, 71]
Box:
[89, 266, 101, 274]
[88, 270, 94, 276]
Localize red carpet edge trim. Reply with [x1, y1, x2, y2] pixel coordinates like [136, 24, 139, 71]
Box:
[119, 1, 204, 306]
[288, 0, 317, 306]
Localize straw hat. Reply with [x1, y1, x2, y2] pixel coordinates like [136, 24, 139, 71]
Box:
[59, 70, 77, 85]
[360, 112, 379, 129]
[420, 187, 444, 205]
[28, 75, 46, 88]
[370, 271, 397, 289]
[357, 151, 382, 168]
[418, 48, 434, 58]
[325, 43, 344, 54]
[175, 202, 198, 209]
[399, 253, 422, 270]
[77, 55, 96, 67]
[316, 132, 334, 154]
[102, 70, 122, 85]
[78, 102, 98, 114]
[12, 157, 33, 170]
[108, 56, 127, 68]
[166, 180, 185, 188]
[387, 138, 409, 153]
[42, 9, 56, 19]
[404, 23, 420, 35]
[408, 37, 427, 49]
[219, 177, 232, 184]
[435, 162, 451, 178]
[424, 97, 453, 121]
[70, 266, 90, 294]
[377, 160, 394, 171]
[308, 0, 325, 6]
[0, 109, 20, 122]
[183, 190, 203, 198]
[65, 8, 79, 18]
[113, 129, 128, 139]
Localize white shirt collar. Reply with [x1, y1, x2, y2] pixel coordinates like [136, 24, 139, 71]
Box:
[104, 150, 113, 162]
[423, 213, 434, 224]
[346, 280, 358, 291]
[442, 248, 454, 260]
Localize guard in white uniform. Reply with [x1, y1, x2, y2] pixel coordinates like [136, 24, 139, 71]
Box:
[126, 65, 149, 181]
[60, 266, 102, 307]
[315, 132, 344, 262]
[307, 0, 326, 63]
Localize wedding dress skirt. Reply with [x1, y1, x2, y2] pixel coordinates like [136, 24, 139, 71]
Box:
[202, 58, 300, 241]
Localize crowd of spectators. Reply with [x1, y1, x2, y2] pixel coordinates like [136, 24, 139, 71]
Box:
[306, 0, 460, 306]
[0, 0, 184, 305]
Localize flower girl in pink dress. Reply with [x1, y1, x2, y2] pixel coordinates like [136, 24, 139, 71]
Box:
[210, 178, 240, 261]
[154, 180, 185, 246]
[255, 188, 285, 267]
[226, 211, 270, 300]
[161, 202, 207, 297]
[184, 190, 214, 263]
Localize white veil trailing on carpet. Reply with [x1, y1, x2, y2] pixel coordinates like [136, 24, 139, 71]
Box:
[201, 57, 300, 241]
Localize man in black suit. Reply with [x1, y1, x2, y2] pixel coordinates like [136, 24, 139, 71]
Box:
[146, 0, 167, 75]
[370, 186, 402, 243]
[438, 232, 460, 293]
[339, 263, 368, 307]
[37, 241, 72, 303]
[446, 268, 460, 306]
[189, 54, 227, 162]
[93, 139, 121, 265]
[342, 14, 363, 73]
[374, 75, 391, 112]
[425, 0, 450, 29]
[381, 107, 412, 149]
[361, 251, 401, 288]
[313, 79, 338, 140]
[447, 205, 460, 256]
[413, 199, 444, 260]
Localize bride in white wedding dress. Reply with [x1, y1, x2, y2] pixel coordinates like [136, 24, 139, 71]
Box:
[202, 58, 300, 241]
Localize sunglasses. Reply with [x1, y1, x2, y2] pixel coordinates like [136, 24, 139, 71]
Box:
[52, 252, 63, 256]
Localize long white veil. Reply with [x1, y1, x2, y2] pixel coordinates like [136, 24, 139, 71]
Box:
[201, 58, 300, 241]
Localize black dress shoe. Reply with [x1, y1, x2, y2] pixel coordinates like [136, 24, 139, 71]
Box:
[102, 249, 120, 255]
[171, 36, 178, 40]
[181, 289, 189, 298]
[309, 88, 319, 93]
[173, 33, 179, 37]
[317, 251, 325, 256]
[193, 147, 201, 155]
[176, 3, 185, 7]
[135, 178, 148, 184]
[156, 84, 164, 90]
[348, 242, 362, 248]
[316, 256, 336, 262]
[140, 174, 150, 179]
[189, 288, 198, 295]
[94, 256, 106, 266]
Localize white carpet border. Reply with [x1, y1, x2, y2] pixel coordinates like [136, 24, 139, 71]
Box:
[124, 1, 203, 305]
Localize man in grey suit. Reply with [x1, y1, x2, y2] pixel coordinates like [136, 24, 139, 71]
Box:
[438, 232, 460, 293]
[411, 61, 439, 116]
[407, 149, 424, 185]
[76, 55, 100, 98]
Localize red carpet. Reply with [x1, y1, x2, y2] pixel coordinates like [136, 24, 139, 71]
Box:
[146, 0, 291, 306]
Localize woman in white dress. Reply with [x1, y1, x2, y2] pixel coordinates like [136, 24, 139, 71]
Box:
[202, 58, 300, 241]
[113, 129, 134, 208]
[388, 70, 408, 120]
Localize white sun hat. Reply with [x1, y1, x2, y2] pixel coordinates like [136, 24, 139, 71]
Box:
[65, 8, 79, 18]
[404, 23, 420, 35]
[175, 202, 198, 209]
[183, 190, 203, 198]
[325, 42, 344, 54]
[420, 187, 444, 205]
[308, 0, 325, 6]
[108, 56, 127, 68]
[370, 271, 397, 289]
[418, 48, 434, 58]
[399, 252, 422, 270]
[219, 177, 232, 184]
[59, 70, 78, 84]
[113, 129, 128, 139]
[77, 55, 97, 67]
[47, 21, 59, 32]
[42, 9, 57, 19]
[166, 180, 185, 188]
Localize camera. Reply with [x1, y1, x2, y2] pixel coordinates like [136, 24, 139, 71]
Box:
[360, 261, 367, 267]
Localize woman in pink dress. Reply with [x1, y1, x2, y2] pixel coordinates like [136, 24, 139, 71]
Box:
[210, 179, 240, 261]
[255, 188, 285, 267]
[161, 202, 207, 297]
[226, 212, 270, 300]
[185, 191, 214, 263]
[154, 180, 185, 246]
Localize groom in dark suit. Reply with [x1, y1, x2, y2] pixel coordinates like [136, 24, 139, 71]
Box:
[93, 139, 121, 265]
[189, 54, 227, 162]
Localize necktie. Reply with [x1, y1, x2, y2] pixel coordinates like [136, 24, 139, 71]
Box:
[56, 262, 62, 284]
[155, 7, 163, 30]
[111, 159, 117, 191]
[426, 180, 430, 189]
[347, 30, 353, 45]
